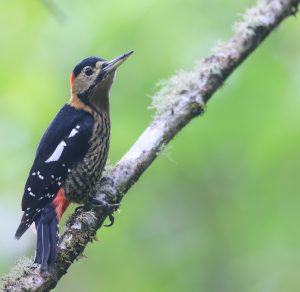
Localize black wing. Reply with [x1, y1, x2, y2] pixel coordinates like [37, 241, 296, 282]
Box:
[16, 104, 93, 238]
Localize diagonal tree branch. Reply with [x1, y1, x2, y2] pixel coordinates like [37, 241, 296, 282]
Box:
[2, 0, 299, 290]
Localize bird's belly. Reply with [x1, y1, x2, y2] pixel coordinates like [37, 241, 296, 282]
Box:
[64, 131, 110, 204]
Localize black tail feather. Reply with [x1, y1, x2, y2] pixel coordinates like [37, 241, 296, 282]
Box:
[49, 216, 59, 266]
[15, 211, 39, 240]
[15, 221, 29, 240]
[34, 205, 58, 269]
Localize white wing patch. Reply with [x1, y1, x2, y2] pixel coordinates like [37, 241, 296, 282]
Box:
[68, 128, 78, 137]
[44, 126, 79, 163]
[45, 141, 67, 163]
[29, 191, 36, 197]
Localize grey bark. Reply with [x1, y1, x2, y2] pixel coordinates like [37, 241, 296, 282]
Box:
[2, 0, 299, 290]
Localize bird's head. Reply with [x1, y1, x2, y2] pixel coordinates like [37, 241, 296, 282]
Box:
[69, 51, 133, 112]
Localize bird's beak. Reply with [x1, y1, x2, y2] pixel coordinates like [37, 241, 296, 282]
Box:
[103, 51, 134, 74]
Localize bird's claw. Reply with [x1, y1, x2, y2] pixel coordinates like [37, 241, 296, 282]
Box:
[75, 176, 119, 226]
[75, 198, 119, 226]
[88, 194, 120, 227]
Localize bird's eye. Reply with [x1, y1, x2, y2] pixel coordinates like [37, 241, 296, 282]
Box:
[84, 67, 93, 76]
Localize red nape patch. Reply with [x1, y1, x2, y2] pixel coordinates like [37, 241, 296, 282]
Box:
[70, 72, 75, 85]
[52, 188, 70, 221]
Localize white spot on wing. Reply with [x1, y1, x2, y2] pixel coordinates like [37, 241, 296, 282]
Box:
[45, 141, 67, 163]
[29, 192, 35, 197]
[68, 128, 78, 138]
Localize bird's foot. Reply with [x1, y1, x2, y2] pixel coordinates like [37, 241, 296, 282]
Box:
[75, 176, 119, 227]
[87, 194, 119, 227]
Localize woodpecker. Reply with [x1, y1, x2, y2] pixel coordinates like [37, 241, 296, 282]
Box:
[15, 51, 133, 269]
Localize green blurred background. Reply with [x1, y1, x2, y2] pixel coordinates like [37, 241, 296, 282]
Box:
[0, 0, 300, 291]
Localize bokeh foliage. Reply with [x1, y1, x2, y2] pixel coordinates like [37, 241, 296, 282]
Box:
[0, 0, 299, 291]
